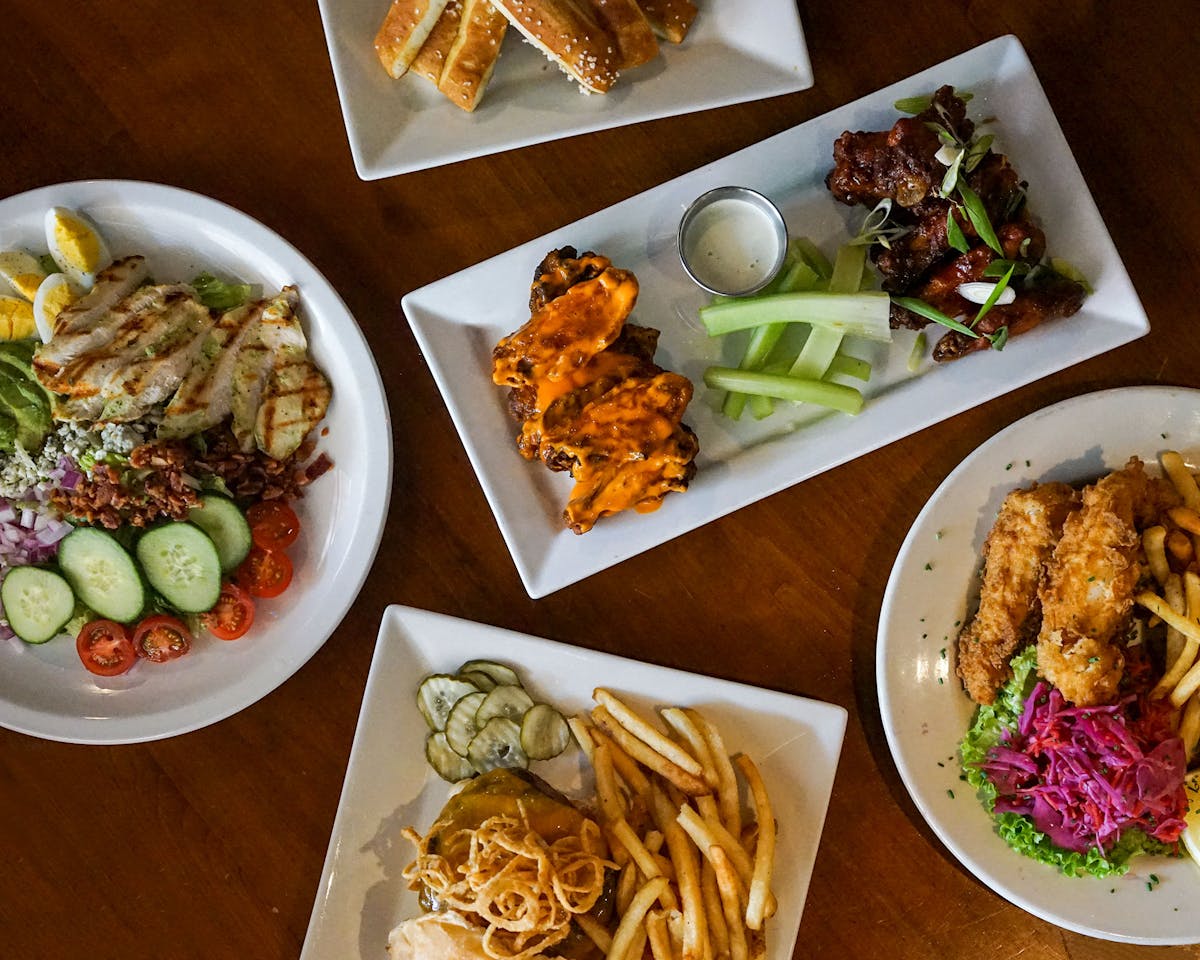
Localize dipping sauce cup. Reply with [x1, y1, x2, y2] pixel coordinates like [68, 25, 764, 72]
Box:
[677, 186, 788, 298]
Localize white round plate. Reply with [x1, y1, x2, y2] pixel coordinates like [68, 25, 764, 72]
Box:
[878, 385, 1200, 944]
[0, 180, 391, 744]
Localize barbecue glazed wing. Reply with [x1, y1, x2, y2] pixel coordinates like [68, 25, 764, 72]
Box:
[956, 482, 1078, 704]
[826, 85, 1086, 357]
[1036, 459, 1151, 706]
[491, 247, 698, 532]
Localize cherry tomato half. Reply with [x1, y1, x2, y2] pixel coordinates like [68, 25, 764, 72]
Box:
[76, 620, 136, 677]
[247, 500, 301, 551]
[201, 582, 256, 641]
[235, 545, 293, 598]
[132, 614, 193, 663]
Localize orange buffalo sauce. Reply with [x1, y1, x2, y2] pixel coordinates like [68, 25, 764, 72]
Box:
[492, 252, 698, 533]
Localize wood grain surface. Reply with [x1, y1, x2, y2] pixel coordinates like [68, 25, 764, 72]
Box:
[2, 1, 1198, 958]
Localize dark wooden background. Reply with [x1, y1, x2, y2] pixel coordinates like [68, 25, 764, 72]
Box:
[2, 1, 1197, 958]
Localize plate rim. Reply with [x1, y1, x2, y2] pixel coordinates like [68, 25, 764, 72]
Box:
[877, 384, 1200, 944]
[0, 178, 393, 745]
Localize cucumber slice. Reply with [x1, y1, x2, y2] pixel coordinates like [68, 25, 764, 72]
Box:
[417, 674, 481, 731]
[445, 691, 487, 756]
[1, 566, 74, 643]
[426, 731, 476, 782]
[458, 659, 521, 688]
[458, 670, 497, 693]
[520, 703, 571, 761]
[468, 717, 528, 774]
[57, 527, 145, 623]
[135, 523, 222, 613]
[475, 684, 534, 726]
[187, 495, 252, 573]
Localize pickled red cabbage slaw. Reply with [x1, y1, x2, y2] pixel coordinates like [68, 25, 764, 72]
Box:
[961, 647, 1187, 877]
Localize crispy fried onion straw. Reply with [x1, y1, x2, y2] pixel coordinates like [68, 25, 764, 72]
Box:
[402, 805, 614, 960]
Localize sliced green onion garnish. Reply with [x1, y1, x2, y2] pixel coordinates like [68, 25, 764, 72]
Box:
[908, 331, 927, 372]
[945, 208, 970, 253]
[964, 134, 994, 172]
[982, 259, 1031, 279]
[988, 326, 1010, 351]
[1050, 257, 1095, 294]
[956, 182, 1003, 255]
[702, 368, 864, 415]
[894, 94, 932, 114]
[892, 297, 979, 338]
[972, 262, 1016, 327]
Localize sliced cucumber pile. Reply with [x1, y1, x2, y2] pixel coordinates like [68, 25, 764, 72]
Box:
[416, 658, 570, 782]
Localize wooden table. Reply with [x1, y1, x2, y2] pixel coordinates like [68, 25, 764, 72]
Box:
[2, 2, 1196, 958]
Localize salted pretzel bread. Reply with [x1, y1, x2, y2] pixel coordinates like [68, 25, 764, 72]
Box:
[375, 0, 453, 79]
[591, 0, 658, 69]
[489, 0, 618, 94]
[438, 0, 510, 111]
[636, 0, 697, 43]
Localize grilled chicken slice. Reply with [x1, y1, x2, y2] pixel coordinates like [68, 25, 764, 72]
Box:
[229, 288, 305, 452]
[33, 256, 149, 378]
[255, 359, 332, 460]
[158, 297, 270, 440]
[40, 285, 213, 421]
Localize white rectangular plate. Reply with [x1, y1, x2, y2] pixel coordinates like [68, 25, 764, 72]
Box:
[300, 605, 847, 960]
[316, 0, 812, 179]
[402, 34, 1149, 598]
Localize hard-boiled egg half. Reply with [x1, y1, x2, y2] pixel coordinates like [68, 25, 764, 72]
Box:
[0, 295, 37, 340]
[31, 273, 80, 344]
[0, 250, 47, 301]
[44, 206, 111, 290]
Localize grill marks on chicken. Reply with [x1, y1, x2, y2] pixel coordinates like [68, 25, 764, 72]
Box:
[492, 247, 698, 533]
[958, 459, 1185, 708]
[33, 278, 330, 460]
[826, 85, 1086, 357]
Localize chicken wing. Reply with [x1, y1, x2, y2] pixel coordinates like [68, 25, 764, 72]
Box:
[956, 481, 1078, 704]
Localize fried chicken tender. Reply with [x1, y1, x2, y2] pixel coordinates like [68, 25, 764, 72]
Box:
[1036, 458, 1152, 706]
[956, 482, 1078, 704]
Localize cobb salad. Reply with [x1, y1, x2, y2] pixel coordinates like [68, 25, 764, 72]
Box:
[0, 205, 332, 677]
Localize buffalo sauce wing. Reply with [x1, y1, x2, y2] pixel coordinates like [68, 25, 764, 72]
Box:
[491, 247, 698, 533]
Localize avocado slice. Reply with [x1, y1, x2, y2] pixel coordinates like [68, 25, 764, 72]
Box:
[0, 340, 53, 403]
[0, 410, 16, 452]
[0, 365, 51, 451]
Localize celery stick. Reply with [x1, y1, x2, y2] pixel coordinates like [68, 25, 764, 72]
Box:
[703, 368, 864, 415]
[700, 290, 892, 340]
[749, 394, 774, 419]
[907, 331, 927, 373]
[828, 242, 868, 293]
[826, 353, 872, 381]
[789, 237, 833, 280]
[788, 244, 867, 379]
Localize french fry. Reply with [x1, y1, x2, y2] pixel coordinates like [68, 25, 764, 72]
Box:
[568, 715, 596, 763]
[590, 726, 652, 797]
[1152, 575, 1192, 698]
[746, 929, 767, 960]
[1165, 574, 1187, 668]
[700, 861, 731, 960]
[652, 785, 707, 960]
[646, 909, 676, 960]
[611, 817, 677, 909]
[1143, 526, 1171, 586]
[734, 756, 775, 932]
[1181, 693, 1200, 760]
[677, 805, 754, 887]
[1167, 529, 1195, 566]
[593, 705, 709, 795]
[686, 709, 741, 838]
[1169, 506, 1200, 536]
[1162, 451, 1200, 512]
[595, 689, 706, 778]
[576, 912, 614, 954]
[626, 925, 648, 960]
[608, 876, 668, 960]
[595, 743, 628, 824]
[1137, 590, 1200, 647]
[710, 846, 748, 960]
[662, 707, 720, 790]
[1166, 574, 1200, 707]
[616, 858, 639, 916]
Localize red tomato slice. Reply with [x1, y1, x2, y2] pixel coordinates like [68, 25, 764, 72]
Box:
[132, 614, 193, 663]
[235, 546, 293, 598]
[247, 500, 301, 551]
[77, 620, 136, 677]
[202, 582, 256, 641]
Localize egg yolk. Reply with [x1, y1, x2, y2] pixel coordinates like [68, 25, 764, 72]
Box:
[0, 297, 35, 340]
[9, 273, 43, 300]
[53, 214, 104, 271]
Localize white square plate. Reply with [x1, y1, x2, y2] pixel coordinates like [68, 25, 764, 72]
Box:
[300, 604, 847, 960]
[316, 0, 812, 179]
[402, 35, 1149, 598]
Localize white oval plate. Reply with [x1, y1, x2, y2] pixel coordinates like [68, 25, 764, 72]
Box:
[0, 180, 391, 744]
[878, 386, 1200, 943]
